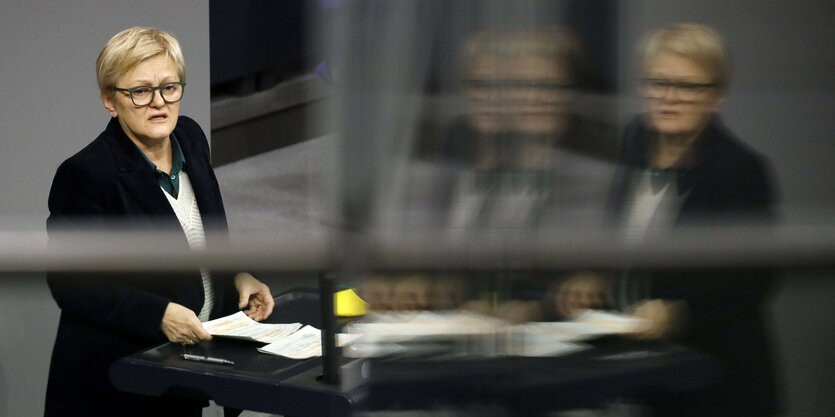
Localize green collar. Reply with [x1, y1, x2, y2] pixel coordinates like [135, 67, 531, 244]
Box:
[135, 133, 186, 198]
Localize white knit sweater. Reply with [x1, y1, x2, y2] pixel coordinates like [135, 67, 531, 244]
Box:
[162, 172, 215, 322]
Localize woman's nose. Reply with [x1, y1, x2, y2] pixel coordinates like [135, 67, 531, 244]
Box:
[149, 89, 166, 107]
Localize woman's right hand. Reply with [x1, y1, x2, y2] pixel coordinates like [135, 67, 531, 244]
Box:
[160, 302, 212, 345]
[630, 299, 688, 339]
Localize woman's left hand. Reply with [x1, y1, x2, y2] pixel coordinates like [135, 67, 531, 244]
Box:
[234, 272, 274, 321]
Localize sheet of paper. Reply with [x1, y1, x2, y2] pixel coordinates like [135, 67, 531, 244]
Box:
[258, 325, 322, 359]
[257, 326, 360, 359]
[202, 311, 302, 344]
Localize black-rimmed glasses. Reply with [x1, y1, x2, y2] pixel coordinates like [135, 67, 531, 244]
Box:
[641, 78, 715, 100]
[113, 82, 186, 106]
[464, 79, 575, 103]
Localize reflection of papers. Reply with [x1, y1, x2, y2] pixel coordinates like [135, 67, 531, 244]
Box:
[516, 311, 647, 346]
[514, 322, 604, 343]
[349, 311, 506, 343]
[346, 311, 561, 358]
[202, 311, 302, 344]
[573, 310, 649, 334]
[257, 325, 359, 359]
[507, 329, 589, 357]
[344, 310, 649, 359]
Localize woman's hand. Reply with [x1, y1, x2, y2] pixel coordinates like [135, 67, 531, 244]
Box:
[234, 272, 274, 321]
[160, 302, 212, 345]
[630, 299, 688, 339]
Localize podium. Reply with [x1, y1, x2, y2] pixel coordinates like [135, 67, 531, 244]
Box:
[111, 290, 719, 415]
[110, 289, 362, 416]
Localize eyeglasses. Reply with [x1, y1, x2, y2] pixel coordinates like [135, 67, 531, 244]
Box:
[641, 78, 715, 101]
[464, 79, 574, 103]
[113, 82, 186, 106]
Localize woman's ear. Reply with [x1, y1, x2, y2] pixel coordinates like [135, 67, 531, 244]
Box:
[102, 93, 118, 117]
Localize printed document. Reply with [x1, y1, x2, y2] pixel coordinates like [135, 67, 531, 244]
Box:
[202, 311, 302, 344]
[258, 326, 360, 359]
[258, 325, 323, 359]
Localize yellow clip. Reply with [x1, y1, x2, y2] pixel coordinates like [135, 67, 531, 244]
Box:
[335, 289, 369, 317]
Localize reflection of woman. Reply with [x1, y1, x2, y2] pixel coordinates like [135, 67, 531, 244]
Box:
[441, 27, 617, 231]
[45, 27, 274, 416]
[609, 24, 778, 416]
[450, 26, 616, 168]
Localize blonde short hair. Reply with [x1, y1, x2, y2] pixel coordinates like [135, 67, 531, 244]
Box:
[641, 23, 730, 91]
[464, 26, 583, 82]
[96, 27, 185, 96]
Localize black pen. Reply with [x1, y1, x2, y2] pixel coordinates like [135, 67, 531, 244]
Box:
[181, 353, 235, 366]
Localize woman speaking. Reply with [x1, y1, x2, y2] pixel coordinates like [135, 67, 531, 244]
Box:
[45, 27, 274, 416]
[609, 23, 778, 417]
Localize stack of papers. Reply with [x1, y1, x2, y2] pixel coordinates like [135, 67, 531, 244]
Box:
[257, 325, 323, 359]
[257, 325, 359, 359]
[202, 312, 357, 359]
[202, 310, 647, 360]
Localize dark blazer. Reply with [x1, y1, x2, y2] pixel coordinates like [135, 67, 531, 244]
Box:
[609, 114, 774, 223]
[44, 116, 232, 417]
[609, 115, 779, 416]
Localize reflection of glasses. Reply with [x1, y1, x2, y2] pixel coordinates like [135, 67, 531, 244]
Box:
[464, 80, 574, 102]
[641, 78, 714, 100]
[113, 82, 186, 106]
